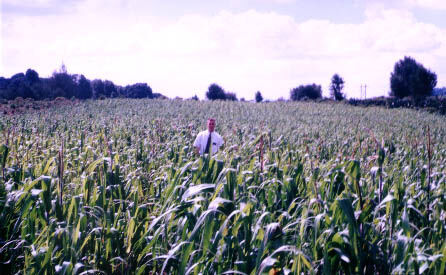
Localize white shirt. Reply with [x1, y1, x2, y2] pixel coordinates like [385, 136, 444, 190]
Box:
[193, 130, 224, 155]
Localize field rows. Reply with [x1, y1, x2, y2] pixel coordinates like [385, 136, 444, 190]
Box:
[0, 99, 445, 274]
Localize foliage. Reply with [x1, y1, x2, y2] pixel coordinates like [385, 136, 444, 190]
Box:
[76, 75, 93, 100]
[225, 92, 238, 101]
[104, 80, 119, 98]
[255, 91, 263, 102]
[50, 71, 78, 99]
[330, 74, 345, 101]
[348, 96, 446, 115]
[390, 56, 437, 99]
[123, 83, 153, 99]
[204, 83, 238, 101]
[206, 83, 227, 100]
[0, 99, 445, 274]
[0, 69, 159, 101]
[91, 79, 105, 98]
[25, 69, 39, 84]
[433, 87, 446, 96]
[290, 84, 322, 101]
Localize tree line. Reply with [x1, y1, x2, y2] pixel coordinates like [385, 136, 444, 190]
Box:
[205, 56, 440, 102]
[0, 64, 158, 101]
[1, 57, 443, 103]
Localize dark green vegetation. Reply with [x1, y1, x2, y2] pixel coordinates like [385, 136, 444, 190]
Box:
[330, 74, 345, 101]
[347, 96, 446, 116]
[390, 57, 437, 100]
[290, 84, 323, 101]
[206, 83, 238, 101]
[0, 67, 157, 101]
[1, 99, 445, 274]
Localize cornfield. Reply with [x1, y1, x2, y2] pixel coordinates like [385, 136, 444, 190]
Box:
[0, 99, 445, 274]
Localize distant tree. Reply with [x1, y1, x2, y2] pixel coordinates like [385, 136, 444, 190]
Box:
[76, 75, 93, 99]
[191, 95, 199, 101]
[390, 56, 437, 99]
[104, 80, 118, 98]
[29, 81, 46, 100]
[433, 87, 446, 96]
[125, 83, 153, 98]
[5, 75, 31, 99]
[255, 91, 263, 102]
[91, 79, 105, 98]
[206, 83, 226, 100]
[25, 69, 39, 84]
[290, 84, 322, 101]
[3, 72, 45, 99]
[50, 70, 76, 99]
[0, 77, 9, 90]
[0, 67, 164, 101]
[39, 78, 52, 100]
[225, 92, 238, 101]
[11, 73, 25, 80]
[117, 86, 126, 98]
[330, 74, 345, 101]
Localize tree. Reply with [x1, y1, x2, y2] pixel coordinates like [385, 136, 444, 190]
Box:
[433, 87, 446, 96]
[290, 84, 322, 101]
[206, 83, 226, 100]
[104, 80, 118, 98]
[0, 77, 9, 90]
[91, 79, 105, 98]
[255, 91, 263, 102]
[25, 69, 39, 84]
[76, 75, 93, 99]
[11, 73, 25, 80]
[5, 75, 31, 99]
[330, 74, 345, 101]
[225, 92, 238, 101]
[390, 56, 437, 99]
[124, 83, 153, 98]
[50, 71, 76, 99]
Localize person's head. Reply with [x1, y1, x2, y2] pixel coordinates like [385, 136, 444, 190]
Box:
[207, 118, 216, 132]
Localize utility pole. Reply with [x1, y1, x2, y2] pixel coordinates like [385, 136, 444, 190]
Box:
[364, 84, 367, 99]
[360, 84, 367, 99]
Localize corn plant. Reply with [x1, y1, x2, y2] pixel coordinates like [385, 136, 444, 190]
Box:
[0, 99, 445, 274]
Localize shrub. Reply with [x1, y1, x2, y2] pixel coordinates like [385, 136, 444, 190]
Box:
[290, 84, 322, 101]
[124, 83, 153, 99]
[206, 83, 226, 100]
[225, 92, 238, 101]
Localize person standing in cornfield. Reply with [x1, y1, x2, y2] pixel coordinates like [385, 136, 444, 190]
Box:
[193, 118, 224, 156]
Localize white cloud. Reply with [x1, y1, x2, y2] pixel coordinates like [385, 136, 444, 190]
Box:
[407, 0, 446, 10]
[1, 3, 445, 100]
[2, 0, 54, 6]
[365, 0, 446, 10]
[363, 9, 443, 52]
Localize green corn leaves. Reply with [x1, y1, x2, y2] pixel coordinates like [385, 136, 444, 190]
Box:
[0, 99, 445, 274]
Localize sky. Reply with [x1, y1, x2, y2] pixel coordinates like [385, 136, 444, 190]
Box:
[1, 0, 446, 100]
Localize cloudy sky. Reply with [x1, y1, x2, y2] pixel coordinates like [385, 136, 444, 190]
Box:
[1, 0, 446, 100]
